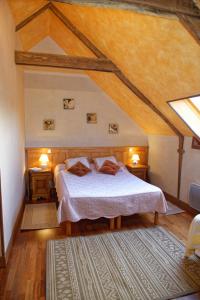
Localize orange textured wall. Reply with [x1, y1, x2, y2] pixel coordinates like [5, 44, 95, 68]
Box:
[53, 2, 200, 135]
[8, 0, 200, 135]
[50, 12, 173, 134]
[8, 0, 48, 24]
[18, 10, 50, 51]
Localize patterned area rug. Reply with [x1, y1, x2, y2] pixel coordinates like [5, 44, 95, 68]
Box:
[166, 201, 185, 215]
[21, 203, 58, 230]
[46, 227, 200, 300]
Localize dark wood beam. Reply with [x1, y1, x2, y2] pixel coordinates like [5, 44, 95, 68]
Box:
[15, 3, 51, 31]
[48, 3, 185, 199]
[116, 70, 184, 199]
[49, 3, 106, 58]
[15, 51, 117, 72]
[14, 2, 186, 199]
[50, 0, 200, 17]
[178, 14, 200, 45]
[49, 4, 183, 136]
[14, 0, 200, 48]
[115, 70, 183, 137]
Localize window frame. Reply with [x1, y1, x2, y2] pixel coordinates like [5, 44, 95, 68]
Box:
[167, 93, 200, 140]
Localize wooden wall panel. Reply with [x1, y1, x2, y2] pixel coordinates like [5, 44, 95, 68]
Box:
[26, 146, 148, 170]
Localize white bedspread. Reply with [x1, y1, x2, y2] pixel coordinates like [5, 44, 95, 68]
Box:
[55, 165, 167, 223]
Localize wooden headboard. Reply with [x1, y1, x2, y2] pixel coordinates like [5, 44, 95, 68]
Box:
[25, 146, 148, 170]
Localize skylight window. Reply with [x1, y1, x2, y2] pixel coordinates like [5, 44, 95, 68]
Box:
[190, 96, 200, 111]
[168, 95, 200, 138]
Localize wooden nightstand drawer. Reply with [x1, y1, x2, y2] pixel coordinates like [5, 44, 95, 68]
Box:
[130, 169, 147, 180]
[126, 164, 148, 181]
[29, 170, 53, 202]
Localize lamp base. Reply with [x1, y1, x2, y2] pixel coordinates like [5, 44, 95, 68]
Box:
[40, 164, 48, 170]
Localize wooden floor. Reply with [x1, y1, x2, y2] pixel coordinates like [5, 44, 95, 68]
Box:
[0, 211, 200, 300]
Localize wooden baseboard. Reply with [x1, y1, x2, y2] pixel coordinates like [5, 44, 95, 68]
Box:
[164, 192, 199, 216]
[4, 199, 25, 265]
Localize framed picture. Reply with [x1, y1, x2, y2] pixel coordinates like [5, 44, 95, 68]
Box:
[63, 98, 75, 110]
[43, 119, 55, 130]
[192, 137, 200, 149]
[109, 123, 119, 134]
[87, 113, 97, 124]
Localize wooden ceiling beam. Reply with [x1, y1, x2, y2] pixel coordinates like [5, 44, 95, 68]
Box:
[15, 3, 51, 31]
[14, 2, 186, 199]
[49, 3, 106, 58]
[48, 3, 185, 199]
[15, 51, 117, 72]
[115, 70, 183, 137]
[49, 3, 183, 137]
[14, 1, 200, 47]
[178, 14, 200, 45]
[50, 0, 200, 18]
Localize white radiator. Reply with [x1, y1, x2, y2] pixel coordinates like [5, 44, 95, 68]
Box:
[189, 183, 200, 211]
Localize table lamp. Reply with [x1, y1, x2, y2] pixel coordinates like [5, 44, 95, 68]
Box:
[132, 154, 140, 165]
[39, 154, 49, 169]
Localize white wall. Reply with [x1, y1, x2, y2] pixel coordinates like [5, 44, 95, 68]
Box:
[0, 0, 25, 250]
[25, 72, 148, 147]
[148, 135, 179, 197]
[31, 36, 66, 55]
[180, 137, 200, 202]
[148, 135, 200, 203]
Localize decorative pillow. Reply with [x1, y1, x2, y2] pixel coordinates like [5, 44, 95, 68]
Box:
[68, 161, 91, 177]
[94, 156, 118, 170]
[65, 157, 90, 170]
[99, 160, 120, 175]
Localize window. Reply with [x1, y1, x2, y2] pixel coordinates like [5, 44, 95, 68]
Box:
[168, 95, 200, 138]
[190, 96, 200, 111]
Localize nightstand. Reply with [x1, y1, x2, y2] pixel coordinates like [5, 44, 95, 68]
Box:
[28, 169, 53, 202]
[126, 164, 148, 181]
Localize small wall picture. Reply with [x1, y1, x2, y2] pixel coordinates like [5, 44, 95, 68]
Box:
[109, 123, 119, 134]
[87, 113, 97, 124]
[43, 119, 55, 130]
[63, 98, 75, 110]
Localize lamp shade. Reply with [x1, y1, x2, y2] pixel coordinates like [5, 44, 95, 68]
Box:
[39, 154, 49, 167]
[132, 154, 140, 164]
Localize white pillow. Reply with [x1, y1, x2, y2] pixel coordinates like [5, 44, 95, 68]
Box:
[94, 156, 118, 170]
[65, 157, 90, 169]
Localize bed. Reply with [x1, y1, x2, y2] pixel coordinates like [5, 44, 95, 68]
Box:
[55, 163, 167, 235]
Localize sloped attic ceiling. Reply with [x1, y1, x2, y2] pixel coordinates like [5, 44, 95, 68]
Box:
[8, 0, 200, 136]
